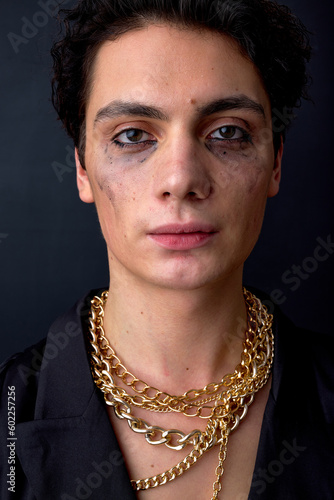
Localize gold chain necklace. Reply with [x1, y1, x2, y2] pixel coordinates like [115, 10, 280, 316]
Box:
[88, 288, 274, 498]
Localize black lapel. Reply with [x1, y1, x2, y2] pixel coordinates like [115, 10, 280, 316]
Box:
[248, 306, 334, 499]
[15, 292, 136, 500]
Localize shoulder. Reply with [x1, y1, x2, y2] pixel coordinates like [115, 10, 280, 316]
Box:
[252, 286, 334, 367]
[0, 338, 46, 422]
[249, 287, 334, 419]
[272, 302, 334, 423]
[0, 289, 102, 421]
[274, 305, 334, 372]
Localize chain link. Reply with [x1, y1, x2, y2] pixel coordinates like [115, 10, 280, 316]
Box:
[90, 289, 272, 418]
[212, 430, 230, 500]
[88, 288, 274, 497]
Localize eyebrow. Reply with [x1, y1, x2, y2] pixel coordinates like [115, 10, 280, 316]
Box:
[94, 101, 168, 125]
[94, 95, 265, 126]
[197, 95, 265, 118]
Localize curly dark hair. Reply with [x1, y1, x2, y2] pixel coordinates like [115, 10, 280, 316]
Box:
[51, 0, 311, 167]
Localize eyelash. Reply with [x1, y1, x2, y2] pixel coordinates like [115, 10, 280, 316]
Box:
[207, 126, 252, 145]
[111, 125, 252, 149]
[112, 129, 156, 149]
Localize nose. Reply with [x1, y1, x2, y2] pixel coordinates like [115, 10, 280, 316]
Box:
[153, 138, 213, 202]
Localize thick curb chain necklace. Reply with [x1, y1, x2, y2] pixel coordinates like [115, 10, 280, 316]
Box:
[88, 288, 274, 498]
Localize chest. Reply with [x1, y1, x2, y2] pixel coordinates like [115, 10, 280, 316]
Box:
[107, 382, 270, 500]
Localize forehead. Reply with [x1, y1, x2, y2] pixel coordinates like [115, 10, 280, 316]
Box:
[87, 23, 270, 120]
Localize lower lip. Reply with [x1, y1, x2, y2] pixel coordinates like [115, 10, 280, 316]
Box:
[148, 232, 217, 250]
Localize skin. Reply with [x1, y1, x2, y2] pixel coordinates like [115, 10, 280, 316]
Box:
[76, 21, 283, 369]
[75, 24, 282, 497]
[77, 25, 282, 378]
[77, 24, 281, 290]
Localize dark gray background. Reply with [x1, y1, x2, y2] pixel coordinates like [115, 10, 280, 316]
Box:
[1, 0, 333, 363]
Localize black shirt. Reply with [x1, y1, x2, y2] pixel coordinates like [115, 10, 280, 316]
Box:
[1, 291, 333, 499]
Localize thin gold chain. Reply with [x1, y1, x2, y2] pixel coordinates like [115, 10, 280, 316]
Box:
[212, 430, 230, 500]
[88, 288, 274, 498]
[90, 289, 271, 417]
[122, 391, 222, 414]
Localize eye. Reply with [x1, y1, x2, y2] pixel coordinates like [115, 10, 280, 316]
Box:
[113, 128, 155, 147]
[208, 125, 247, 141]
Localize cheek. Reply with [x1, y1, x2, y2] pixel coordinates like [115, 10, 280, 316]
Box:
[93, 143, 151, 211]
[215, 148, 272, 198]
[214, 150, 273, 247]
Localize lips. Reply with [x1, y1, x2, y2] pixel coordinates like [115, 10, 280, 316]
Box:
[148, 223, 218, 250]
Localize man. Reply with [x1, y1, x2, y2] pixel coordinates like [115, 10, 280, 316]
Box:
[1, 1, 333, 499]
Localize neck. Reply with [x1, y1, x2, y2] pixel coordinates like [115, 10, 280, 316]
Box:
[103, 271, 247, 394]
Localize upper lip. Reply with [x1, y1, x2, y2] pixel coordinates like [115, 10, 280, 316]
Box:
[148, 223, 218, 234]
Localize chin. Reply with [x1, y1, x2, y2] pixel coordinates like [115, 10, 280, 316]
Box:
[150, 261, 232, 291]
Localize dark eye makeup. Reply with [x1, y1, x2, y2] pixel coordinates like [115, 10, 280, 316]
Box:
[110, 124, 252, 152]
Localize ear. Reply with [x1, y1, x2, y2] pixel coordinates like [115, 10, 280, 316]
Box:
[267, 137, 283, 198]
[75, 148, 94, 203]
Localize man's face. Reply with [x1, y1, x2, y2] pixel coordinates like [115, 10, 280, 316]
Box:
[77, 24, 282, 290]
